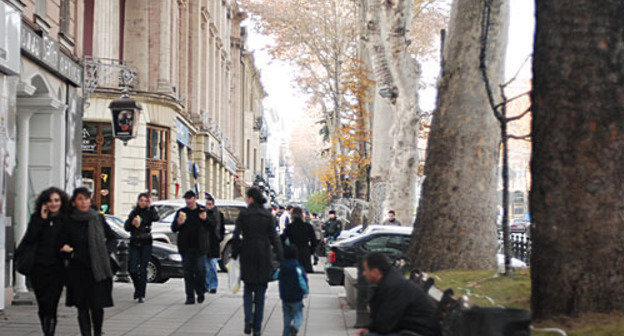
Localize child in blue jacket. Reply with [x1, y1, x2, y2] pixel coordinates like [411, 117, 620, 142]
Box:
[273, 245, 309, 336]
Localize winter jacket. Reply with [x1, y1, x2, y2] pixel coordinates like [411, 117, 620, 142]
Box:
[206, 207, 225, 258]
[231, 202, 283, 284]
[323, 218, 343, 239]
[171, 206, 212, 254]
[310, 219, 323, 240]
[274, 259, 309, 303]
[368, 269, 439, 336]
[124, 206, 160, 246]
[382, 218, 403, 226]
[282, 218, 317, 273]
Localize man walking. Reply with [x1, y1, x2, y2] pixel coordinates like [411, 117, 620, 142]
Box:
[171, 191, 212, 304]
[382, 210, 402, 226]
[309, 213, 323, 265]
[279, 205, 293, 234]
[323, 210, 343, 244]
[356, 253, 439, 336]
[204, 194, 225, 294]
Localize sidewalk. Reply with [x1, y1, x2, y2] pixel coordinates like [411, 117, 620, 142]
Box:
[0, 271, 356, 336]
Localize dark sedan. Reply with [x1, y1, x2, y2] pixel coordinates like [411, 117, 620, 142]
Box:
[105, 215, 184, 283]
[325, 227, 413, 286]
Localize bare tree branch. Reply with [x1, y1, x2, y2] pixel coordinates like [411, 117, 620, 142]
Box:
[502, 54, 532, 88]
[507, 133, 531, 140]
[506, 106, 531, 122]
[494, 91, 530, 110]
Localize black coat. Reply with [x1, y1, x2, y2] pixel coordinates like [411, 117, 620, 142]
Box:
[171, 206, 211, 254]
[282, 219, 317, 273]
[368, 269, 439, 336]
[124, 206, 160, 246]
[323, 218, 343, 239]
[62, 213, 115, 309]
[206, 207, 225, 258]
[21, 213, 66, 268]
[232, 203, 283, 284]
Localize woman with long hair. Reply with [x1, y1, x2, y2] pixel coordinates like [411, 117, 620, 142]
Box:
[61, 187, 115, 336]
[231, 187, 283, 336]
[16, 187, 69, 335]
[124, 193, 159, 303]
[282, 207, 317, 274]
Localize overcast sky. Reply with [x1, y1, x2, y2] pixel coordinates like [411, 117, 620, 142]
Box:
[246, 0, 535, 146]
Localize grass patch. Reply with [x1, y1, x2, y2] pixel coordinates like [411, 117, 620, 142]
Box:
[430, 269, 624, 335]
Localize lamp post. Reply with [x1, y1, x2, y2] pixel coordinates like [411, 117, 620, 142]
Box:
[108, 93, 142, 145]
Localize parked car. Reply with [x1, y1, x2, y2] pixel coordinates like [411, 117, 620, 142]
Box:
[510, 219, 529, 234]
[336, 224, 405, 241]
[150, 199, 248, 271]
[104, 215, 184, 283]
[325, 226, 413, 286]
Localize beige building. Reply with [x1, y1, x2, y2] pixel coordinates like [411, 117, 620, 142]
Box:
[81, 0, 268, 218]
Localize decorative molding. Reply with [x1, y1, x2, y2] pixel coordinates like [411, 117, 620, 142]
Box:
[177, 0, 188, 9]
[16, 81, 36, 97]
[33, 14, 51, 33]
[201, 6, 210, 22]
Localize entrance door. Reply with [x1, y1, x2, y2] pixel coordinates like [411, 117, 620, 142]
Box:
[82, 122, 115, 214]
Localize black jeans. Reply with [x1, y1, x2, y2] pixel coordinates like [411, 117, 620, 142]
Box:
[30, 264, 64, 320]
[129, 243, 152, 298]
[181, 249, 206, 300]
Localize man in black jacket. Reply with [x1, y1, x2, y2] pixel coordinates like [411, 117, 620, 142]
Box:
[203, 194, 224, 294]
[323, 210, 343, 243]
[357, 253, 439, 336]
[171, 190, 212, 304]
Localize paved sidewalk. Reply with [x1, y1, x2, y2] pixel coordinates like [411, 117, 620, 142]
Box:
[0, 271, 356, 336]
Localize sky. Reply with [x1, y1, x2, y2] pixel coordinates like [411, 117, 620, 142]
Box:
[245, 0, 536, 148]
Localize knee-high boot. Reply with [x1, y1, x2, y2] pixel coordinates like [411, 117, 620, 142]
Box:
[43, 315, 57, 336]
[77, 309, 92, 336]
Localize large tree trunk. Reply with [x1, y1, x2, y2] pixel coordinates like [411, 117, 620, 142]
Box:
[365, 0, 421, 226]
[531, 0, 624, 320]
[409, 0, 509, 270]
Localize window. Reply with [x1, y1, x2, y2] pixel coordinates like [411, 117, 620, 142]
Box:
[362, 235, 405, 257]
[82, 122, 115, 156]
[83, 0, 95, 56]
[246, 139, 250, 168]
[60, 0, 70, 34]
[147, 127, 167, 160]
[146, 125, 169, 201]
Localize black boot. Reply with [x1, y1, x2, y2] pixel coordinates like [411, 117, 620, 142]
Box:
[38, 312, 46, 335]
[77, 309, 92, 336]
[43, 316, 57, 336]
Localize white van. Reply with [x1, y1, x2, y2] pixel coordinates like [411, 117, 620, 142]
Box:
[150, 199, 248, 271]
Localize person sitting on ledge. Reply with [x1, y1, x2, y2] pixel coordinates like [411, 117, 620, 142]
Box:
[356, 252, 440, 336]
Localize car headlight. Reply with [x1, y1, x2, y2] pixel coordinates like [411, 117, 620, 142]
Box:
[168, 253, 182, 262]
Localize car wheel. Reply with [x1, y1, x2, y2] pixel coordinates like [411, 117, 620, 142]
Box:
[219, 243, 233, 272]
[146, 258, 161, 283]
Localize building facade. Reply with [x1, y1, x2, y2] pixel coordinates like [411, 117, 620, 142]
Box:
[1, 0, 84, 307]
[81, 0, 269, 220]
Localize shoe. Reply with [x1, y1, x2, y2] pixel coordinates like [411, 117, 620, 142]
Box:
[185, 299, 195, 305]
[253, 332, 261, 336]
[133, 291, 138, 300]
[197, 294, 205, 303]
[209, 289, 217, 294]
[244, 323, 253, 334]
[138, 297, 145, 303]
[289, 326, 298, 336]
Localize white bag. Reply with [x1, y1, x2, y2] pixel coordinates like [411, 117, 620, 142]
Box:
[227, 258, 241, 294]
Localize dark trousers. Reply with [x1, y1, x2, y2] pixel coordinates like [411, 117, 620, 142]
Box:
[243, 282, 268, 333]
[181, 249, 206, 300]
[129, 243, 152, 298]
[30, 265, 64, 319]
[77, 307, 104, 336]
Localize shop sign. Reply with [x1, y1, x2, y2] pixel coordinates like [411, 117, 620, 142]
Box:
[0, 2, 20, 75]
[176, 119, 191, 147]
[20, 25, 82, 85]
[81, 127, 97, 153]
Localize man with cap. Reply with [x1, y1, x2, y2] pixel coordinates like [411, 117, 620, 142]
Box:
[171, 190, 212, 304]
[323, 210, 343, 244]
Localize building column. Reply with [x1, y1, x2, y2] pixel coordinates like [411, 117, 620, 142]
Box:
[13, 110, 33, 295]
[93, 0, 120, 59]
[157, 0, 173, 92]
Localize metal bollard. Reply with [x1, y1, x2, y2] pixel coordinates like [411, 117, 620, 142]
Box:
[115, 240, 131, 283]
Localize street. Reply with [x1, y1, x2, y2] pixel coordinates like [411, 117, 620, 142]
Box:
[0, 271, 355, 336]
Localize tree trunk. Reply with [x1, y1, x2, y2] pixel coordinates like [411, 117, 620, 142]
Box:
[409, 0, 509, 270]
[531, 0, 624, 320]
[365, 0, 421, 226]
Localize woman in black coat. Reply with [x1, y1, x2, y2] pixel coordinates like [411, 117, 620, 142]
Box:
[282, 207, 317, 273]
[61, 187, 115, 336]
[231, 187, 283, 336]
[16, 187, 69, 335]
[124, 193, 159, 302]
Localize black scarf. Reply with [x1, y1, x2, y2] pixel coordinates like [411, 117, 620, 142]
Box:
[70, 209, 113, 282]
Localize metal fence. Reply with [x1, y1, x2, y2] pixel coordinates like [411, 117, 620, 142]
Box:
[498, 232, 532, 265]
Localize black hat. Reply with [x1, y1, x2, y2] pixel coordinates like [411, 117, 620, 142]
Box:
[204, 192, 215, 201]
[329, 210, 336, 215]
[183, 190, 197, 199]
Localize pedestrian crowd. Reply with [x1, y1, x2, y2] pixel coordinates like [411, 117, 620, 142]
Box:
[15, 185, 438, 336]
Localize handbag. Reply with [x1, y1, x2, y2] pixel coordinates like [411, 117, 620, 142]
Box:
[227, 258, 241, 294]
[14, 239, 38, 276]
